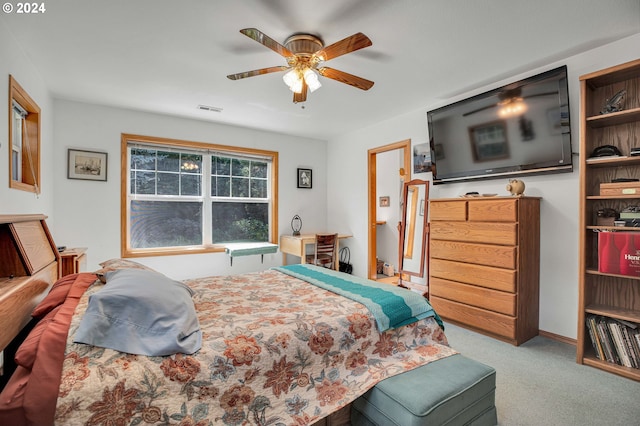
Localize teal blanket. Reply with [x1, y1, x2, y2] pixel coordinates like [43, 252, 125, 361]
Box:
[273, 264, 443, 332]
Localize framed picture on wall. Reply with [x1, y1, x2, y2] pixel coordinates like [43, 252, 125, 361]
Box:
[413, 143, 431, 173]
[297, 168, 312, 188]
[67, 149, 108, 181]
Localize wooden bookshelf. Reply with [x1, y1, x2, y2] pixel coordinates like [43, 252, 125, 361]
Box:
[577, 58, 640, 381]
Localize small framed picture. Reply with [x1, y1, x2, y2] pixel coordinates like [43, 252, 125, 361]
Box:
[67, 149, 108, 181]
[297, 168, 312, 188]
[379, 196, 390, 207]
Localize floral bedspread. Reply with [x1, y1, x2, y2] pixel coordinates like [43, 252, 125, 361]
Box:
[55, 269, 456, 425]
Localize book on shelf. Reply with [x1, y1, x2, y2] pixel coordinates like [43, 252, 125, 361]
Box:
[586, 314, 640, 369]
[586, 315, 605, 360]
[608, 320, 633, 368]
[621, 326, 639, 368]
[597, 316, 619, 364]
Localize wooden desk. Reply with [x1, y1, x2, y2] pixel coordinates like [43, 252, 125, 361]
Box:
[280, 234, 352, 270]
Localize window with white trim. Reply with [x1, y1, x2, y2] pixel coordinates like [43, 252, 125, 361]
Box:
[122, 134, 278, 257]
[8, 75, 41, 193]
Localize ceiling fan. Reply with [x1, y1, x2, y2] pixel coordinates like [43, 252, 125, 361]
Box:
[227, 28, 374, 103]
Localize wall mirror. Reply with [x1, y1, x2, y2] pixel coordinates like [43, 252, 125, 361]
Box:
[398, 179, 429, 280]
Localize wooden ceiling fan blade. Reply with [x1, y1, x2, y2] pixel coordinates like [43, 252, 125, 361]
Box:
[318, 67, 374, 91]
[239, 28, 295, 58]
[462, 104, 497, 117]
[522, 91, 558, 99]
[227, 66, 288, 80]
[313, 32, 372, 61]
[293, 80, 308, 103]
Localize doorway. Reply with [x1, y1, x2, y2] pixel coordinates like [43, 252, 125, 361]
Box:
[367, 139, 411, 280]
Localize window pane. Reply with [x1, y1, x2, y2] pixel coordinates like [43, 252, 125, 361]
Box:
[181, 154, 202, 173]
[131, 148, 156, 170]
[157, 151, 180, 172]
[131, 200, 202, 248]
[181, 174, 201, 196]
[157, 172, 179, 195]
[232, 159, 250, 177]
[133, 171, 156, 194]
[12, 151, 19, 181]
[250, 179, 267, 198]
[252, 161, 267, 178]
[232, 177, 249, 197]
[211, 202, 268, 243]
[214, 156, 230, 175]
[214, 176, 230, 197]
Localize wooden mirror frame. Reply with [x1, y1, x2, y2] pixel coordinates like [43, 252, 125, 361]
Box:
[398, 179, 429, 281]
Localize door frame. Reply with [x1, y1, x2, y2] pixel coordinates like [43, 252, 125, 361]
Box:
[367, 139, 411, 280]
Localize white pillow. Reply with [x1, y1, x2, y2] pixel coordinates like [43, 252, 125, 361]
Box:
[74, 269, 202, 356]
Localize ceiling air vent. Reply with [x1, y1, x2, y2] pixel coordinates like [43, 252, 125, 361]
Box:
[197, 104, 223, 113]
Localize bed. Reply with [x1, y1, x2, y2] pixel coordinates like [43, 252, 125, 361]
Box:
[0, 258, 456, 426]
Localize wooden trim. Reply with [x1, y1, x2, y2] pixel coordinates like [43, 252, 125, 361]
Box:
[538, 329, 576, 346]
[367, 139, 411, 280]
[8, 75, 41, 193]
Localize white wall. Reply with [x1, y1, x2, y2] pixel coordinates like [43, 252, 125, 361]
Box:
[327, 33, 640, 339]
[0, 21, 55, 221]
[51, 100, 328, 280]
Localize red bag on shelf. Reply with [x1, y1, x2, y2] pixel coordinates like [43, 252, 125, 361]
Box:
[598, 231, 640, 277]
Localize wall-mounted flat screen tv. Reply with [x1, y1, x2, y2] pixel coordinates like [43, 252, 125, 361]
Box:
[428, 65, 572, 185]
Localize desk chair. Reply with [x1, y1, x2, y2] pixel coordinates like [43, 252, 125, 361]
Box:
[306, 233, 338, 269]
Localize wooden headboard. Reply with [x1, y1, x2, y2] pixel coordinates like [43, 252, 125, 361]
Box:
[0, 214, 60, 354]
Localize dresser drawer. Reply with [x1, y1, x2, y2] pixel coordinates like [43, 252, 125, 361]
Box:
[430, 239, 516, 269]
[430, 277, 516, 316]
[430, 221, 517, 245]
[430, 296, 516, 340]
[430, 258, 516, 292]
[430, 200, 467, 221]
[468, 199, 517, 222]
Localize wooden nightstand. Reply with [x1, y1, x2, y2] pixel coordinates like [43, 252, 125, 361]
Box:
[59, 247, 87, 277]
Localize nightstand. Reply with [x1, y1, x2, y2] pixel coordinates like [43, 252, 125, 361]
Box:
[59, 247, 87, 277]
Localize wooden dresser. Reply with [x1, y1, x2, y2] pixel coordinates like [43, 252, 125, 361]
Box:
[429, 196, 540, 345]
[0, 215, 59, 354]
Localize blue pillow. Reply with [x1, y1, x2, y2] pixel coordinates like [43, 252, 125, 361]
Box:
[73, 268, 202, 356]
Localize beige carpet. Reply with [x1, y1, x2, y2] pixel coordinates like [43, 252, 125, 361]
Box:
[443, 323, 640, 426]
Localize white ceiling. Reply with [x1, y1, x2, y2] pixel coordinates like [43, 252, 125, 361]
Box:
[2, 0, 640, 140]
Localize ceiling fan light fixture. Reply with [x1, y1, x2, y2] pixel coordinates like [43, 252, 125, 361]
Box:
[498, 98, 527, 118]
[282, 69, 299, 87]
[290, 79, 304, 94]
[303, 68, 322, 92]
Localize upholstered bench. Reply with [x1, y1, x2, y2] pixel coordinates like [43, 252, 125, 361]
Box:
[224, 242, 278, 266]
[351, 354, 497, 426]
